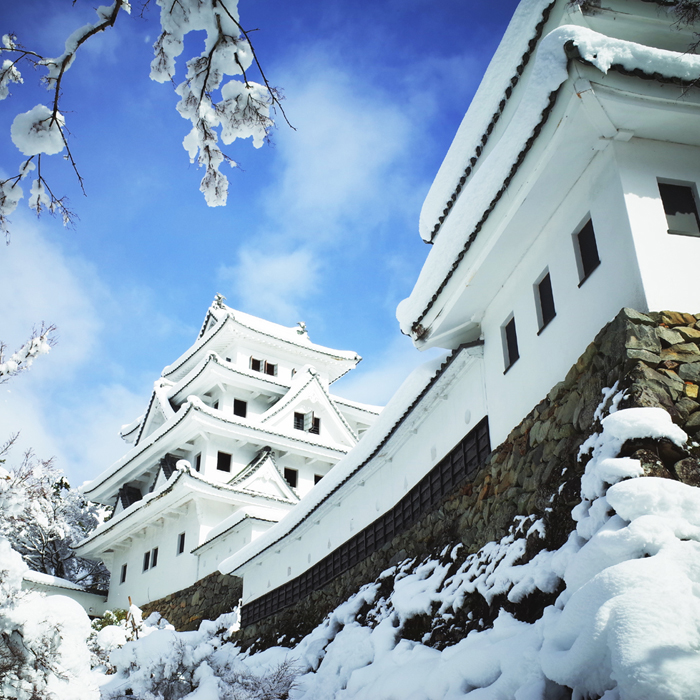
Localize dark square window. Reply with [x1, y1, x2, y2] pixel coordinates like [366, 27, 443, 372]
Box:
[294, 412, 305, 431]
[120, 564, 127, 584]
[195, 453, 201, 472]
[177, 532, 186, 555]
[314, 474, 323, 485]
[536, 272, 556, 332]
[659, 182, 700, 236]
[264, 361, 277, 376]
[503, 316, 519, 372]
[142, 551, 150, 571]
[284, 468, 298, 488]
[575, 219, 600, 284]
[250, 357, 262, 372]
[310, 417, 321, 435]
[217, 451, 232, 472]
[233, 399, 247, 418]
[151, 547, 158, 568]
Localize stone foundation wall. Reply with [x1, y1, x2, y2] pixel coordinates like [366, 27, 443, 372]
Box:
[141, 571, 242, 631]
[232, 308, 700, 649]
[150, 308, 700, 640]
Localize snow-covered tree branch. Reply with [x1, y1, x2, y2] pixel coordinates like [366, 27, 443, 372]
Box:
[0, 0, 289, 236]
[0, 324, 55, 383]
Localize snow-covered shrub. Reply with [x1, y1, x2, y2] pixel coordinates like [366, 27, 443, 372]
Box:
[102, 612, 298, 699]
[0, 538, 98, 700]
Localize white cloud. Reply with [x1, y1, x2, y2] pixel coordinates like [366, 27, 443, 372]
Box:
[0, 217, 148, 485]
[218, 248, 321, 324]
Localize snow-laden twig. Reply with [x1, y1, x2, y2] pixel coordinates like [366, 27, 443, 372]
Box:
[0, 324, 56, 382]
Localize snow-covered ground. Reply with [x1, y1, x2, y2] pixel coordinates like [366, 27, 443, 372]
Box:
[95, 402, 700, 700]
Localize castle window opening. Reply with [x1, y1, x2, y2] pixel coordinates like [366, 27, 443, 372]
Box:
[217, 451, 232, 472]
[535, 271, 556, 333]
[659, 180, 700, 237]
[574, 218, 600, 285]
[233, 399, 247, 418]
[120, 564, 127, 584]
[284, 468, 298, 489]
[177, 532, 186, 555]
[502, 316, 520, 372]
[142, 550, 150, 572]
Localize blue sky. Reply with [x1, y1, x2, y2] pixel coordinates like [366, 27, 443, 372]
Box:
[0, 0, 519, 486]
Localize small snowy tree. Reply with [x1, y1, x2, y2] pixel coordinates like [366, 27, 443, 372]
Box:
[0, 0, 290, 236]
[0, 438, 110, 591]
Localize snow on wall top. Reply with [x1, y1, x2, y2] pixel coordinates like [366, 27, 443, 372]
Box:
[398, 25, 700, 335]
[418, 0, 554, 243]
[218, 350, 456, 576]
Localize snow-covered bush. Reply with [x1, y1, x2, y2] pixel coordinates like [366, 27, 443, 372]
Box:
[0, 538, 98, 700]
[102, 612, 298, 699]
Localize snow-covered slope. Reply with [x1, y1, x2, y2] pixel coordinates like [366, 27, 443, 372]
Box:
[99, 404, 700, 700]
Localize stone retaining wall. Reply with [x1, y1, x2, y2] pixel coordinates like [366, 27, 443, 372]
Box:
[141, 570, 242, 631]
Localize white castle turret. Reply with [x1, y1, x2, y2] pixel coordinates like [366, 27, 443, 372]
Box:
[76, 298, 381, 610]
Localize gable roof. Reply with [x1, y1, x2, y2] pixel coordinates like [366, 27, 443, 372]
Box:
[259, 367, 359, 446]
[227, 447, 299, 503]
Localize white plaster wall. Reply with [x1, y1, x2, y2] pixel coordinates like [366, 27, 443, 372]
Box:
[107, 505, 201, 610]
[481, 145, 647, 448]
[615, 139, 700, 313]
[239, 353, 487, 603]
[197, 518, 273, 579]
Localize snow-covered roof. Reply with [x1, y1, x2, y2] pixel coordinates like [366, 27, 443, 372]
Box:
[219, 342, 480, 576]
[163, 301, 361, 384]
[78, 464, 295, 554]
[82, 397, 351, 501]
[22, 569, 87, 592]
[191, 512, 276, 555]
[398, 4, 700, 337]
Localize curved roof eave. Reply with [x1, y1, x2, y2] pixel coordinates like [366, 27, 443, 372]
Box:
[398, 25, 700, 338]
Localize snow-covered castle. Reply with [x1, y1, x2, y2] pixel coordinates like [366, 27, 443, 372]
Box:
[77, 0, 700, 628]
[76, 298, 381, 610]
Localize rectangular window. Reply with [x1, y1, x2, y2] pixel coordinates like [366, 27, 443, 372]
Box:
[142, 551, 150, 572]
[120, 564, 127, 584]
[294, 411, 320, 434]
[284, 468, 298, 488]
[216, 451, 232, 472]
[233, 399, 247, 418]
[264, 361, 277, 376]
[659, 181, 700, 237]
[574, 219, 600, 285]
[535, 271, 556, 333]
[151, 547, 158, 568]
[250, 357, 262, 372]
[314, 474, 323, 485]
[195, 453, 201, 472]
[502, 316, 519, 372]
[177, 532, 186, 555]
